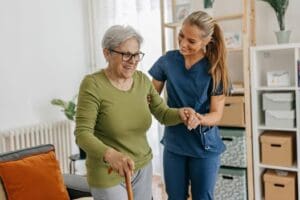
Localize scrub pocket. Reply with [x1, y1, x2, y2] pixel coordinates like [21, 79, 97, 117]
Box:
[199, 126, 226, 153]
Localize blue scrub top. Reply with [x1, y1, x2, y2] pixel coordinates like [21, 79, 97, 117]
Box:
[149, 50, 225, 158]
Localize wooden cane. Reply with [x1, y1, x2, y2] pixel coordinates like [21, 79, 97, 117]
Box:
[125, 171, 134, 200]
[108, 167, 134, 200]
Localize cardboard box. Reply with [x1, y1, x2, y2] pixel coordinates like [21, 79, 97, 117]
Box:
[260, 131, 295, 167]
[263, 170, 297, 200]
[218, 96, 245, 127]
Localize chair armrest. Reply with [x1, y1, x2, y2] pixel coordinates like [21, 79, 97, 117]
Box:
[63, 174, 91, 199]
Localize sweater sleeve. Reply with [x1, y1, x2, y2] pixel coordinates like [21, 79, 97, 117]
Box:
[75, 75, 109, 160]
[148, 80, 182, 126]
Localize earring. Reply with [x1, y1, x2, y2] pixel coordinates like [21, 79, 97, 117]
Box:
[202, 46, 207, 53]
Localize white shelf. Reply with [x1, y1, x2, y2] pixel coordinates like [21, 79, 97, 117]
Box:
[252, 43, 300, 51]
[258, 126, 297, 132]
[259, 163, 298, 172]
[256, 86, 297, 91]
[251, 43, 300, 200]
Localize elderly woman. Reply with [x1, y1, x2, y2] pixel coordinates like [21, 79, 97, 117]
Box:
[75, 25, 198, 200]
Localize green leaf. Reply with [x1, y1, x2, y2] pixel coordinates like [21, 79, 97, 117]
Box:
[51, 99, 68, 109]
[51, 98, 77, 121]
[204, 0, 215, 8]
[260, 0, 289, 30]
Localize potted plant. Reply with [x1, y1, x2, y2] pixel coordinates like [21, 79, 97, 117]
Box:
[260, 0, 290, 43]
[203, 0, 215, 16]
[204, 0, 214, 8]
[51, 98, 76, 121]
[51, 96, 86, 159]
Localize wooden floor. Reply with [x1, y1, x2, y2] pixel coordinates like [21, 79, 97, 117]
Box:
[152, 175, 192, 200]
[152, 175, 167, 200]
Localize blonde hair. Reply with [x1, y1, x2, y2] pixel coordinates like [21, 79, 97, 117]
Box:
[183, 11, 230, 95]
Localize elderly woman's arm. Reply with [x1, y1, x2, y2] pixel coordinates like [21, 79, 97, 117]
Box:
[148, 84, 181, 125]
[75, 76, 109, 160]
[148, 82, 197, 127]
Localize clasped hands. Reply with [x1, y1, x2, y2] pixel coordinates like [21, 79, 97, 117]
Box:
[178, 107, 203, 130]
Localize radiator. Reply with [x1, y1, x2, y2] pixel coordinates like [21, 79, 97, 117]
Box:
[0, 120, 74, 173]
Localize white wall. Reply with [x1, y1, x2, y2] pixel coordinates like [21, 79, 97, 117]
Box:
[0, 0, 90, 131]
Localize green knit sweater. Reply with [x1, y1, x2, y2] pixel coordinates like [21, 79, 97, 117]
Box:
[75, 70, 181, 188]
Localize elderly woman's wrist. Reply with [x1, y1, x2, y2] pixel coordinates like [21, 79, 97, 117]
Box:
[103, 147, 114, 163]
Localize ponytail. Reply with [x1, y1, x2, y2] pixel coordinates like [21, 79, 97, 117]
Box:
[206, 23, 230, 95]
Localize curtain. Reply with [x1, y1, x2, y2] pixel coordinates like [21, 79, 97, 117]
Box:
[87, 0, 164, 175]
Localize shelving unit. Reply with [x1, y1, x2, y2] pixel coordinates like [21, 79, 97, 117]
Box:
[250, 43, 300, 200]
[159, 0, 256, 199]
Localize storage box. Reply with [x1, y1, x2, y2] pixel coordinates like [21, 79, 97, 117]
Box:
[218, 96, 245, 127]
[263, 170, 297, 200]
[215, 168, 247, 200]
[260, 131, 295, 167]
[267, 70, 290, 87]
[265, 110, 295, 128]
[220, 128, 246, 167]
[262, 92, 294, 110]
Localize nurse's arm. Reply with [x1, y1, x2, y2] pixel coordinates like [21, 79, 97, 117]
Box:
[152, 79, 165, 95]
[196, 95, 225, 126]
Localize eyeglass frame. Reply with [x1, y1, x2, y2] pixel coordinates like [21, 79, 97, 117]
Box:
[109, 49, 145, 62]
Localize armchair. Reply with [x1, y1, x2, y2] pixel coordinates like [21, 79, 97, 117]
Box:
[0, 144, 91, 200]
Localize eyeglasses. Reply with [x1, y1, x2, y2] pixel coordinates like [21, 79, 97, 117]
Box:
[109, 49, 145, 62]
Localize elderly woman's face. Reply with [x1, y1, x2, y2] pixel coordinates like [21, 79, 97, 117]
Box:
[108, 38, 140, 79]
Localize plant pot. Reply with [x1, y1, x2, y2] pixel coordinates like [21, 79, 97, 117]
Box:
[275, 30, 291, 44]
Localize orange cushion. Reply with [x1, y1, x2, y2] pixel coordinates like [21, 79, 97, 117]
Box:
[0, 151, 69, 200]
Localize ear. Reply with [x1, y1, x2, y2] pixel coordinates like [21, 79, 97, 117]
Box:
[103, 48, 110, 61]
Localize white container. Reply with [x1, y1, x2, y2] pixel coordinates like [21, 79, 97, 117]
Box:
[220, 128, 246, 167]
[267, 70, 290, 86]
[262, 92, 294, 111]
[265, 110, 295, 128]
[215, 168, 247, 200]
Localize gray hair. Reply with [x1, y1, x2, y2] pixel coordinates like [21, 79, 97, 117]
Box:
[101, 25, 143, 49]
